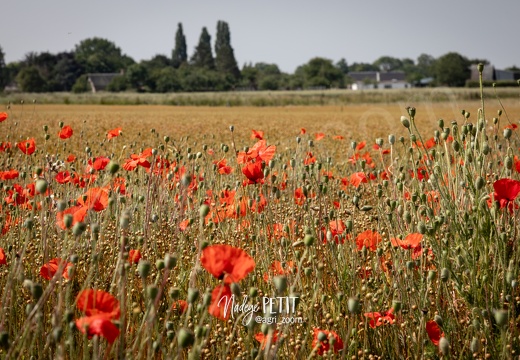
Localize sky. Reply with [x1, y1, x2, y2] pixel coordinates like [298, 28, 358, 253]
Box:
[2, 0, 519, 73]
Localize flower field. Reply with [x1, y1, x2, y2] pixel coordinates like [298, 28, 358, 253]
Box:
[0, 94, 520, 359]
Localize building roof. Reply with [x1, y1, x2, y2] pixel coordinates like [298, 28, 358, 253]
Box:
[348, 71, 378, 82]
[379, 71, 406, 82]
[87, 73, 121, 92]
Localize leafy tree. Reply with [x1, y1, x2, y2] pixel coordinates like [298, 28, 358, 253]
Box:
[214, 21, 240, 82]
[349, 62, 378, 72]
[172, 23, 188, 68]
[416, 54, 436, 78]
[336, 58, 349, 74]
[16, 66, 46, 92]
[74, 37, 131, 73]
[0, 46, 7, 91]
[373, 56, 403, 72]
[155, 67, 182, 93]
[49, 52, 84, 91]
[434, 52, 471, 87]
[240, 63, 258, 89]
[297, 57, 343, 89]
[106, 75, 128, 92]
[72, 74, 90, 93]
[126, 63, 149, 91]
[190, 27, 215, 70]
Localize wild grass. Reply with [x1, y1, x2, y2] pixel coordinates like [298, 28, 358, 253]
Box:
[0, 82, 519, 359]
[1, 87, 519, 107]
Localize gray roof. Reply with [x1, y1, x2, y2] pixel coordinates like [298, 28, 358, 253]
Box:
[348, 71, 378, 82]
[87, 73, 121, 92]
[379, 71, 406, 82]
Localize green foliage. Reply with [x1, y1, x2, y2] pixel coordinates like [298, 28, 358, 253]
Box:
[190, 27, 215, 70]
[336, 58, 349, 74]
[297, 57, 343, 89]
[373, 56, 403, 72]
[74, 37, 133, 73]
[126, 63, 149, 91]
[434, 52, 471, 87]
[172, 23, 188, 69]
[154, 68, 182, 93]
[71, 74, 90, 93]
[106, 75, 128, 92]
[16, 66, 46, 92]
[215, 21, 240, 83]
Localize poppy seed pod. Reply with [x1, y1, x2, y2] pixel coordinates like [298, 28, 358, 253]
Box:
[348, 297, 361, 314]
[177, 328, 194, 348]
[400, 116, 410, 128]
[273, 276, 288, 294]
[146, 285, 159, 301]
[187, 288, 199, 304]
[439, 337, 449, 355]
[108, 161, 119, 175]
[72, 222, 86, 237]
[35, 179, 48, 194]
[493, 309, 508, 328]
[138, 260, 151, 278]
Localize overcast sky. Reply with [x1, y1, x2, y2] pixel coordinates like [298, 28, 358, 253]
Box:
[2, 0, 519, 73]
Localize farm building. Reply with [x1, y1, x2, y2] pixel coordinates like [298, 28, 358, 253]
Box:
[87, 73, 122, 93]
[348, 71, 410, 90]
[469, 64, 520, 82]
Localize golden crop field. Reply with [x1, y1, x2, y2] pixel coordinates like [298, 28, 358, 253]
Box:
[8, 99, 520, 148]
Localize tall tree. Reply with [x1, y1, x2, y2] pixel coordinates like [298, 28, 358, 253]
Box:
[434, 52, 471, 87]
[172, 23, 187, 68]
[0, 46, 7, 91]
[190, 27, 215, 70]
[74, 37, 132, 73]
[214, 21, 240, 81]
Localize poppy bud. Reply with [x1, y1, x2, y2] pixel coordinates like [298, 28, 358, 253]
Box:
[35, 179, 48, 194]
[59, 121, 64, 128]
[348, 297, 361, 314]
[177, 328, 194, 348]
[434, 314, 443, 328]
[440, 268, 450, 282]
[317, 331, 327, 342]
[392, 300, 402, 312]
[187, 288, 199, 304]
[249, 287, 258, 297]
[388, 134, 395, 145]
[493, 309, 508, 328]
[108, 161, 119, 175]
[470, 337, 481, 353]
[439, 337, 449, 355]
[504, 128, 512, 140]
[505, 155, 513, 170]
[156, 259, 165, 271]
[31, 283, 43, 300]
[43, 125, 48, 132]
[230, 282, 241, 297]
[164, 254, 177, 270]
[274, 276, 288, 294]
[417, 221, 426, 234]
[400, 116, 410, 128]
[138, 260, 151, 279]
[147, 285, 159, 301]
[169, 287, 180, 299]
[304, 234, 315, 246]
[72, 222, 86, 236]
[229, 125, 234, 132]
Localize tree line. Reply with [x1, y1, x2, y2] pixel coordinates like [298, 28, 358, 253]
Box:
[0, 20, 517, 93]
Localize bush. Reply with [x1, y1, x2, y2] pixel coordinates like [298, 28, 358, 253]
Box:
[106, 75, 128, 92]
[71, 75, 90, 93]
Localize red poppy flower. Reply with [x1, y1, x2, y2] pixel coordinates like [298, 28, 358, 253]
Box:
[426, 320, 444, 346]
[76, 314, 120, 344]
[201, 244, 255, 283]
[107, 127, 122, 140]
[356, 230, 382, 252]
[505, 123, 518, 130]
[263, 260, 296, 282]
[66, 154, 76, 163]
[123, 150, 151, 171]
[237, 140, 276, 164]
[17, 138, 36, 155]
[493, 178, 520, 209]
[326, 219, 347, 244]
[350, 172, 368, 188]
[0, 170, 19, 180]
[410, 167, 429, 181]
[55, 171, 71, 184]
[391, 233, 423, 250]
[315, 133, 325, 141]
[333, 135, 344, 140]
[0, 112, 7, 122]
[304, 152, 316, 165]
[172, 300, 188, 314]
[56, 205, 88, 230]
[0, 248, 6, 266]
[76, 289, 120, 319]
[90, 157, 110, 171]
[255, 331, 279, 349]
[364, 307, 395, 328]
[251, 130, 264, 140]
[242, 161, 264, 185]
[128, 250, 142, 264]
[300, 128, 306, 134]
[208, 284, 233, 320]
[77, 187, 109, 212]
[356, 141, 366, 151]
[40, 258, 73, 280]
[214, 158, 233, 175]
[312, 329, 344, 356]
[58, 125, 73, 139]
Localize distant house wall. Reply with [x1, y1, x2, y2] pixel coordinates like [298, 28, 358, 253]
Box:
[349, 71, 409, 90]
